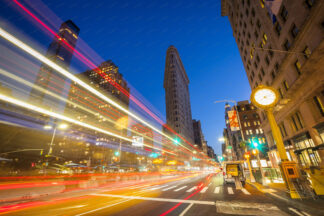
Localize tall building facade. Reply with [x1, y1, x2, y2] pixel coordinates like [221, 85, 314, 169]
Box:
[236, 100, 269, 158]
[62, 60, 131, 166]
[30, 20, 80, 109]
[192, 119, 207, 154]
[164, 46, 194, 144]
[221, 0, 324, 168]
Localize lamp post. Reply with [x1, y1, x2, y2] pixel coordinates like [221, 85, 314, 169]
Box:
[251, 85, 300, 198]
[44, 123, 69, 156]
[244, 152, 255, 183]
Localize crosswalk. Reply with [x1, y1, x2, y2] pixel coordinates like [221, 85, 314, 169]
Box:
[146, 184, 252, 196]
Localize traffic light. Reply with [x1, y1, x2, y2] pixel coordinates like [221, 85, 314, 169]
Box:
[252, 149, 259, 155]
[244, 152, 250, 159]
[174, 137, 180, 145]
[251, 137, 260, 149]
[114, 151, 120, 157]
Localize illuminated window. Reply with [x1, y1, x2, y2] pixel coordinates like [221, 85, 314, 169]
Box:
[278, 88, 284, 99]
[248, 122, 251, 126]
[256, 129, 259, 134]
[250, 43, 255, 59]
[279, 122, 287, 137]
[283, 80, 289, 91]
[259, 0, 265, 8]
[262, 33, 267, 45]
[303, 46, 311, 59]
[294, 60, 302, 75]
[290, 111, 304, 132]
[260, 128, 263, 133]
[314, 96, 324, 116]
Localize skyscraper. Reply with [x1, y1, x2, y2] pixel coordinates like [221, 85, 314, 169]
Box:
[30, 20, 80, 110]
[164, 45, 194, 144]
[221, 0, 324, 168]
[192, 119, 207, 154]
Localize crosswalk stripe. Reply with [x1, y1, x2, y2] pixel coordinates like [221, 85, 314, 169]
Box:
[149, 185, 169, 190]
[200, 187, 208, 193]
[241, 188, 250, 195]
[186, 186, 197, 192]
[162, 186, 177, 191]
[214, 186, 220, 194]
[174, 186, 187, 191]
[228, 187, 234, 194]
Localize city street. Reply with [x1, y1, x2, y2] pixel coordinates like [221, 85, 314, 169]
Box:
[1, 172, 322, 216]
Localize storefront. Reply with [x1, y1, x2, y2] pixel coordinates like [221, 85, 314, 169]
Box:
[294, 132, 321, 167]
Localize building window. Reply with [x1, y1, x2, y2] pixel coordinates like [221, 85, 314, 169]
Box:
[278, 88, 284, 99]
[244, 122, 247, 127]
[254, 62, 258, 69]
[284, 40, 291, 50]
[246, 130, 249, 135]
[303, 46, 311, 59]
[279, 122, 288, 137]
[283, 80, 289, 91]
[305, 0, 315, 8]
[291, 24, 299, 38]
[290, 111, 304, 132]
[256, 129, 259, 134]
[275, 22, 282, 35]
[251, 8, 255, 17]
[248, 122, 251, 126]
[260, 128, 263, 133]
[271, 71, 276, 79]
[265, 56, 270, 65]
[261, 68, 265, 76]
[254, 30, 259, 39]
[294, 60, 302, 75]
[268, 46, 274, 58]
[258, 74, 262, 82]
[257, 19, 261, 29]
[280, 5, 288, 22]
[256, 55, 260, 63]
[262, 33, 267, 45]
[314, 96, 324, 116]
[250, 43, 255, 59]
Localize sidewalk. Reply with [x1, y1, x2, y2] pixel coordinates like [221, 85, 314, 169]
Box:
[247, 179, 324, 213]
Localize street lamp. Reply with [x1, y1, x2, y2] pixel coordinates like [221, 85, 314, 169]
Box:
[244, 152, 255, 183]
[251, 85, 300, 198]
[44, 122, 69, 156]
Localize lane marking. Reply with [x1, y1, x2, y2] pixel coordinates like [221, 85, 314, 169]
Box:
[241, 188, 250, 195]
[227, 187, 234, 194]
[75, 199, 131, 216]
[301, 211, 312, 216]
[174, 186, 187, 191]
[214, 187, 220, 194]
[288, 207, 304, 216]
[216, 201, 286, 216]
[148, 184, 169, 190]
[92, 193, 215, 205]
[200, 187, 208, 193]
[179, 203, 193, 216]
[186, 186, 197, 192]
[162, 186, 177, 191]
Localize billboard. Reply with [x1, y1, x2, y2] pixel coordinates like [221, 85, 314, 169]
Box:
[132, 136, 144, 147]
[227, 110, 240, 131]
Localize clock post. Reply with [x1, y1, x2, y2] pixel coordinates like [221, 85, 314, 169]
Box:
[251, 85, 300, 199]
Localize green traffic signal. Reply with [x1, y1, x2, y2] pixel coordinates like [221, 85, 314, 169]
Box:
[114, 151, 120, 156]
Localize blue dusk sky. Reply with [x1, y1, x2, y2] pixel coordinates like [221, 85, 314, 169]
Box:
[0, 0, 251, 155]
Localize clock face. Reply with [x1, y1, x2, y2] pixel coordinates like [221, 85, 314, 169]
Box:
[254, 89, 276, 106]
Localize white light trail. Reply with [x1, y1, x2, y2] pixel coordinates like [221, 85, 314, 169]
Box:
[0, 27, 194, 153]
[0, 93, 175, 155]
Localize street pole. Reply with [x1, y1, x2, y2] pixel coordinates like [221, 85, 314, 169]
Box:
[266, 109, 299, 198]
[246, 157, 256, 183]
[48, 126, 57, 155]
[256, 150, 266, 185]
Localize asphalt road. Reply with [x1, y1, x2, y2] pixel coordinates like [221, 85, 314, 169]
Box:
[0, 172, 320, 216]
